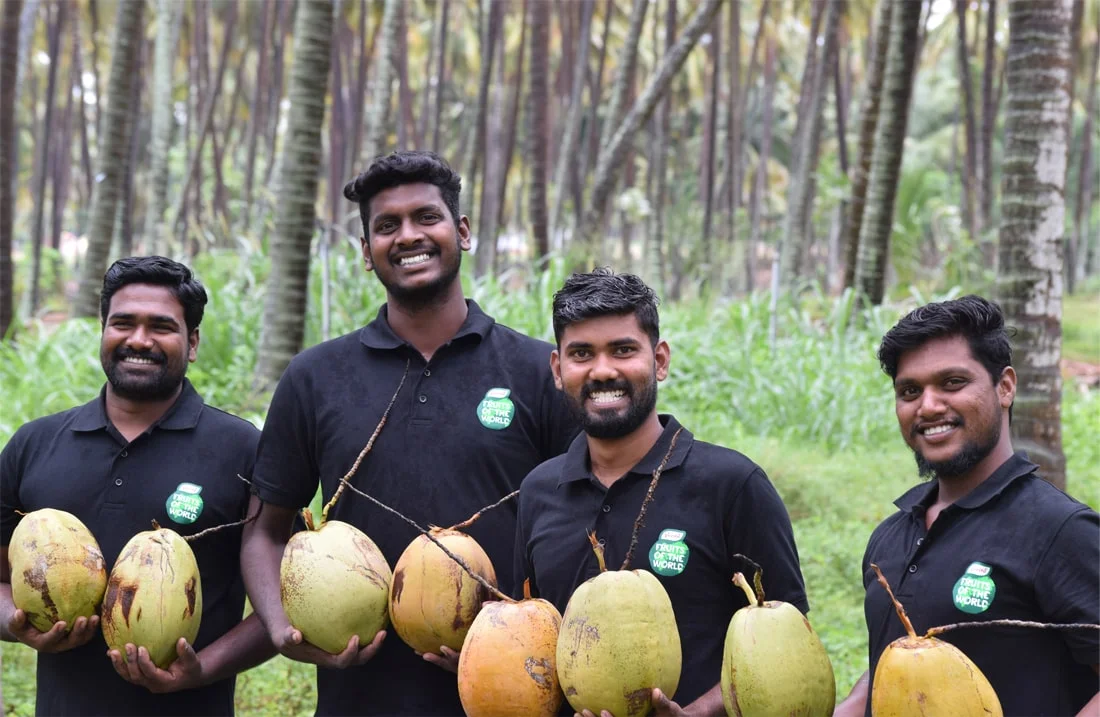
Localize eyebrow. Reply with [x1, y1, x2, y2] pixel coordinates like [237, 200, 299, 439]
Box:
[108, 312, 182, 327]
[371, 204, 444, 224]
[894, 366, 977, 387]
[564, 337, 641, 351]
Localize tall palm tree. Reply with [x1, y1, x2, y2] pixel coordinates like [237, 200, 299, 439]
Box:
[995, 0, 1073, 490]
[0, 0, 22, 339]
[361, 0, 399, 164]
[526, 0, 551, 261]
[143, 0, 182, 255]
[853, 0, 924, 305]
[254, 0, 334, 387]
[73, 0, 145, 318]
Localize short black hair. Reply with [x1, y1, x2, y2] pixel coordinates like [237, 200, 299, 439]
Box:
[878, 294, 1012, 384]
[100, 256, 208, 334]
[552, 268, 661, 347]
[343, 151, 462, 238]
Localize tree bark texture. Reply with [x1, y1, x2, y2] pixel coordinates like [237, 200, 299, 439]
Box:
[526, 0, 550, 260]
[255, 0, 333, 387]
[1070, 36, 1098, 284]
[853, 0, 923, 305]
[955, 0, 981, 238]
[0, 0, 21, 339]
[598, 0, 649, 154]
[747, 34, 777, 294]
[980, 0, 998, 230]
[995, 0, 1073, 490]
[143, 0, 182, 255]
[29, 2, 63, 314]
[843, 0, 893, 290]
[361, 0, 399, 164]
[73, 0, 145, 318]
[550, 0, 594, 239]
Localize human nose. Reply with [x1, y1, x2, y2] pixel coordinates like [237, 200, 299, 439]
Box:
[589, 352, 619, 382]
[395, 217, 424, 245]
[915, 387, 946, 418]
[125, 325, 155, 349]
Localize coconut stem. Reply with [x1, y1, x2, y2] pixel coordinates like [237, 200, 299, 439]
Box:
[184, 501, 262, 543]
[871, 563, 917, 639]
[732, 572, 762, 607]
[301, 508, 315, 531]
[588, 531, 608, 572]
[338, 478, 515, 603]
[321, 360, 410, 524]
[447, 490, 520, 531]
[524, 578, 532, 600]
[732, 554, 767, 605]
[621, 427, 684, 571]
[151, 519, 161, 530]
[927, 620, 1100, 638]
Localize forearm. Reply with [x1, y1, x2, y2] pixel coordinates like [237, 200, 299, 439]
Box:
[0, 581, 17, 642]
[1075, 691, 1099, 717]
[834, 671, 869, 717]
[240, 497, 294, 637]
[683, 684, 725, 717]
[192, 613, 276, 685]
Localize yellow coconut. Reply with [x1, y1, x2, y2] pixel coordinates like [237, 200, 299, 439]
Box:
[869, 563, 1002, 717]
[457, 586, 564, 717]
[8, 508, 107, 633]
[389, 527, 497, 654]
[281, 518, 392, 654]
[101, 525, 202, 669]
[721, 571, 835, 717]
[557, 567, 681, 717]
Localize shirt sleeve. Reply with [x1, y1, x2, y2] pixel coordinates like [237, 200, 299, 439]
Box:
[726, 467, 810, 613]
[0, 427, 28, 545]
[512, 483, 538, 601]
[252, 365, 319, 510]
[1035, 506, 1100, 666]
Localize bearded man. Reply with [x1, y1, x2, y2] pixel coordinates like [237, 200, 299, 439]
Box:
[514, 268, 807, 717]
[835, 295, 1099, 717]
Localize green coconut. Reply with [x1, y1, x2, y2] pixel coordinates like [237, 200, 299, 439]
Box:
[8, 508, 107, 633]
[102, 525, 202, 669]
[281, 516, 392, 655]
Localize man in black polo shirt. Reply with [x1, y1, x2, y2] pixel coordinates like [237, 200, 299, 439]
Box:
[835, 296, 1099, 717]
[515, 268, 807, 716]
[241, 151, 577, 716]
[0, 256, 273, 715]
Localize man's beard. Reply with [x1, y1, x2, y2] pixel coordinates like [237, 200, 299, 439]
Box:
[566, 374, 658, 440]
[913, 417, 1001, 481]
[376, 247, 462, 310]
[102, 347, 185, 402]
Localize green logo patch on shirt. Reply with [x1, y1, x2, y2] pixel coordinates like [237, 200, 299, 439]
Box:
[477, 388, 515, 430]
[952, 561, 996, 614]
[648, 529, 690, 576]
[166, 482, 204, 525]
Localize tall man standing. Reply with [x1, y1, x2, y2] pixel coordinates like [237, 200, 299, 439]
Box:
[836, 295, 1099, 716]
[1, 256, 272, 715]
[241, 151, 577, 715]
[515, 269, 808, 716]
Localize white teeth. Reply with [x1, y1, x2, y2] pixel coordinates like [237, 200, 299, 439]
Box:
[589, 390, 625, 404]
[923, 424, 954, 436]
[122, 357, 156, 365]
[399, 253, 431, 266]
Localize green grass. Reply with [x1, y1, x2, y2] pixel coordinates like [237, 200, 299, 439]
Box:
[3, 253, 1098, 714]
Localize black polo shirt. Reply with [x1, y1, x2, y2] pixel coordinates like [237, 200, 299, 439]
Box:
[0, 379, 259, 716]
[252, 300, 577, 716]
[514, 415, 808, 708]
[862, 452, 1100, 716]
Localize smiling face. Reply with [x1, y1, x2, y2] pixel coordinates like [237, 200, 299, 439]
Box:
[360, 182, 471, 307]
[893, 334, 1015, 482]
[100, 283, 198, 402]
[551, 313, 669, 440]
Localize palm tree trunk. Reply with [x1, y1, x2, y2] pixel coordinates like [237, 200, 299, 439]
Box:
[599, 0, 649, 153]
[747, 33, 777, 294]
[111, 32, 144, 259]
[488, 0, 528, 270]
[699, 13, 721, 285]
[996, 0, 1073, 489]
[842, 0, 893, 290]
[1070, 36, 1098, 285]
[73, 0, 145, 318]
[527, 0, 551, 260]
[576, 0, 614, 226]
[469, 0, 503, 277]
[955, 0, 981, 239]
[578, 0, 724, 261]
[0, 0, 21, 339]
[431, 0, 450, 153]
[550, 0, 595, 240]
[255, 0, 333, 387]
[853, 0, 923, 305]
[143, 0, 182, 255]
[362, 0, 399, 163]
[979, 0, 998, 238]
[29, 2, 63, 315]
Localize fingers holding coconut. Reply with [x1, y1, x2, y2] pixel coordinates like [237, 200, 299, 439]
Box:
[649, 689, 688, 716]
[108, 638, 203, 693]
[277, 624, 386, 668]
[420, 645, 460, 674]
[7, 609, 100, 653]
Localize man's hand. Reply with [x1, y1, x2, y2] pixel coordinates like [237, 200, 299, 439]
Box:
[6, 609, 99, 653]
[108, 638, 204, 693]
[420, 645, 460, 674]
[577, 689, 688, 717]
[274, 625, 385, 668]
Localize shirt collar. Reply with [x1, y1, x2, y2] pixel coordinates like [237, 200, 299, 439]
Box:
[70, 379, 204, 433]
[894, 451, 1039, 514]
[358, 299, 495, 350]
[556, 415, 694, 488]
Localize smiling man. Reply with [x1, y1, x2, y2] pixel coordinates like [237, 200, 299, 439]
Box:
[835, 295, 1099, 717]
[241, 151, 577, 715]
[514, 269, 807, 717]
[0, 256, 272, 715]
